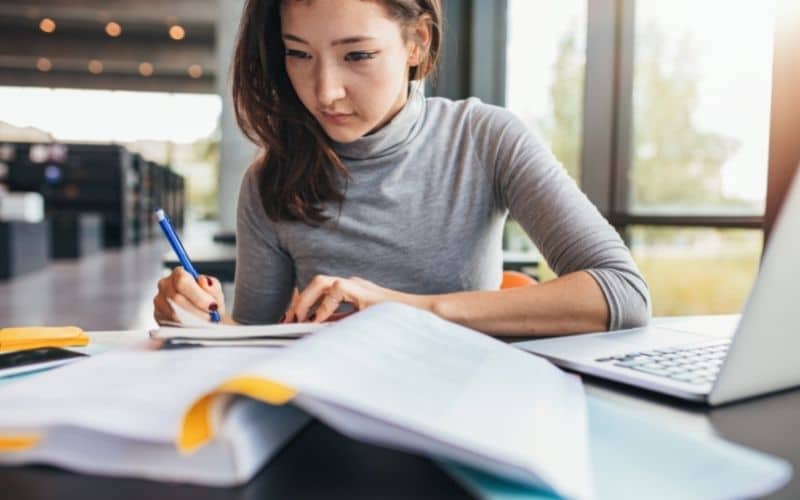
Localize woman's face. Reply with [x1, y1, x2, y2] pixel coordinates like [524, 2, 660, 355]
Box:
[281, 0, 421, 143]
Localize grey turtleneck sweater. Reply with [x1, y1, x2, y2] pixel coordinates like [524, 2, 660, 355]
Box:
[233, 91, 651, 331]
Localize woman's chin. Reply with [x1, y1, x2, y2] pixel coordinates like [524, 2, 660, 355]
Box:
[324, 126, 368, 144]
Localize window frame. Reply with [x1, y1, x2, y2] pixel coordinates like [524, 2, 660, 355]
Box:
[434, 0, 799, 244]
[582, 0, 799, 242]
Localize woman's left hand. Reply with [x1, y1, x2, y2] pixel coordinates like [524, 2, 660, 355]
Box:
[283, 275, 419, 323]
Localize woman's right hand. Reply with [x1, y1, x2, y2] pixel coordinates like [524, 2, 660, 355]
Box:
[153, 267, 229, 325]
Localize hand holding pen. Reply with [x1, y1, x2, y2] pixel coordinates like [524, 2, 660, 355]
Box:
[153, 209, 223, 324]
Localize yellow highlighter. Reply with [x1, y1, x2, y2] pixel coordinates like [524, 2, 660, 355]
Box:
[0, 327, 89, 352]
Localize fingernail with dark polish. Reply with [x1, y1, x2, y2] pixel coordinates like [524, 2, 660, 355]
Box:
[309, 313, 316, 322]
[279, 314, 285, 322]
[207, 277, 213, 286]
[209, 302, 219, 312]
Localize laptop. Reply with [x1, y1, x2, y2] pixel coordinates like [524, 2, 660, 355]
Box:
[515, 173, 800, 406]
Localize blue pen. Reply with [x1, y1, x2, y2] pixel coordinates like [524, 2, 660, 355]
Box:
[156, 208, 221, 323]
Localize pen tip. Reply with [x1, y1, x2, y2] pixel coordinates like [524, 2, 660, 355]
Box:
[155, 209, 165, 221]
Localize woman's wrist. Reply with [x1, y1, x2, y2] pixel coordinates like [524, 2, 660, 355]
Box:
[396, 291, 437, 315]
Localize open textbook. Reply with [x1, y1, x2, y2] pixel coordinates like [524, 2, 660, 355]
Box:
[0, 303, 591, 498]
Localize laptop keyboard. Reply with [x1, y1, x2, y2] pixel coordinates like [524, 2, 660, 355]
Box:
[595, 340, 731, 385]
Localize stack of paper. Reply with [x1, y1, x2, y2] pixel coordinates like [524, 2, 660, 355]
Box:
[0, 303, 591, 497]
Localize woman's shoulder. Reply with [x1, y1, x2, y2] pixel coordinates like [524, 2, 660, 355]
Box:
[238, 160, 261, 198]
[237, 157, 285, 234]
[238, 158, 269, 216]
[424, 95, 529, 137]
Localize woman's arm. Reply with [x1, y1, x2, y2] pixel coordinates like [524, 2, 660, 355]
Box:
[423, 271, 608, 336]
[233, 164, 296, 324]
[471, 102, 651, 331]
[282, 271, 606, 336]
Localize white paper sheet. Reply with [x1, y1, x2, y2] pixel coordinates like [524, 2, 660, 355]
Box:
[442, 396, 792, 500]
[0, 303, 592, 497]
[0, 348, 275, 443]
[0, 398, 309, 486]
[157, 299, 327, 344]
[240, 303, 593, 499]
[151, 323, 326, 341]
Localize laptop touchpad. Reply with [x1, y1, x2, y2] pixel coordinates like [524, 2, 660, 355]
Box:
[595, 326, 708, 349]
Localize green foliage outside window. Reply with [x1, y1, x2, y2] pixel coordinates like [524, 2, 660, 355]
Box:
[506, 21, 764, 315]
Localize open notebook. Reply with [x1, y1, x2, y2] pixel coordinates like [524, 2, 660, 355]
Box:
[0, 303, 591, 498]
[151, 323, 328, 347]
[153, 299, 327, 347]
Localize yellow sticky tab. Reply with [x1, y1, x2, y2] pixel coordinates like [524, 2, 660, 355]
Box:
[0, 434, 41, 452]
[217, 376, 297, 405]
[0, 327, 88, 352]
[178, 376, 297, 453]
[179, 394, 216, 454]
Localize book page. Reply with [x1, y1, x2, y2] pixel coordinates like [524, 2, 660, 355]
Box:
[243, 302, 592, 499]
[0, 302, 591, 497]
[442, 396, 791, 500]
[0, 348, 277, 443]
[0, 398, 309, 487]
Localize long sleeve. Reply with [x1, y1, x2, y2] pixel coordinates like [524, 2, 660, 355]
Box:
[231, 164, 295, 324]
[469, 102, 651, 330]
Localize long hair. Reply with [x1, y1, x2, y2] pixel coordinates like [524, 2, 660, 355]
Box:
[231, 0, 442, 225]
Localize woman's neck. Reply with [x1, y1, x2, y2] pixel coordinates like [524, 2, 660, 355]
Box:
[365, 81, 413, 136]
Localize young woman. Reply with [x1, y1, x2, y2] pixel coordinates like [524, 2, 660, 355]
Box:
[153, 0, 651, 336]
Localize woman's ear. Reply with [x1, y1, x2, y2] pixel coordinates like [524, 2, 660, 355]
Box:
[407, 14, 433, 67]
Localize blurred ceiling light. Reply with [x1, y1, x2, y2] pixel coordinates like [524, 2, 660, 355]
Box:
[88, 60, 104, 75]
[187, 64, 203, 79]
[169, 25, 186, 41]
[36, 58, 52, 72]
[105, 22, 122, 37]
[138, 62, 154, 77]
[39, 18, 56, 34]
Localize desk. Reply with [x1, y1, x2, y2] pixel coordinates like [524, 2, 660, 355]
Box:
[1, 327, 798, 499]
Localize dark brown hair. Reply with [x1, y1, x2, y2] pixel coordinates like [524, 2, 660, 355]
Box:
[232, 0, 442, 224]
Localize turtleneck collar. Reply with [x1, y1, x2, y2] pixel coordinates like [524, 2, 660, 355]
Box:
[332, 88, 425, 162]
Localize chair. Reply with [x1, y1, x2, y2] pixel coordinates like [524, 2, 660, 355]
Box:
[500, 270, 538, 289]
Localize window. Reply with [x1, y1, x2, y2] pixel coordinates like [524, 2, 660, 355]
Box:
[0, 86, 221, 218]
[630, 227, 762, 315]
[630, 1, 775, 216]
[622, 1, 775, 314]
[506, 0, 587, 183]
[504, 0, 587, 263]
[501, 1, 778, 313]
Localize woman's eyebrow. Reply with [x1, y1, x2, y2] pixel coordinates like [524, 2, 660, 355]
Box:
[282, 33, 376, 46]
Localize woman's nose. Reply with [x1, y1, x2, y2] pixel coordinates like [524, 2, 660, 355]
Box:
[315, 62, 346, 107]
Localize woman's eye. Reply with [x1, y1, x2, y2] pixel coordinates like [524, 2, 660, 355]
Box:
[285, 49, 311, 60]
[345, 51, 377, 62]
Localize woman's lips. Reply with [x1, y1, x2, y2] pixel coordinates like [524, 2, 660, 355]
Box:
[321, 111, 354, 125]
